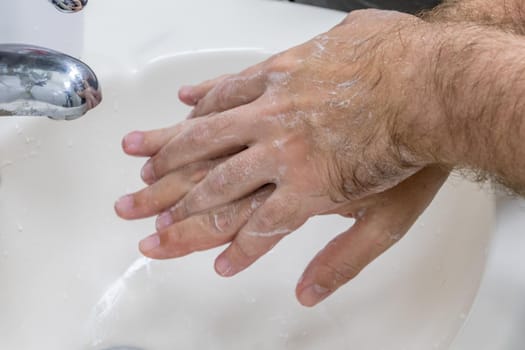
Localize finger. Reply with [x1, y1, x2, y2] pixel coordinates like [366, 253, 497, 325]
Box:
[214, 190, 308, 277]
[296, 220, 401, 307]
[296, 166, 448, 307]
[121, 124, 181, 157]
[188, 70, 267, 119]
[156, 145, 273, 228]
[144, 108, 258, 183]
[139, 186, 274, 259]
[178, 74, 232, 107]
[114, 158, 223, 220]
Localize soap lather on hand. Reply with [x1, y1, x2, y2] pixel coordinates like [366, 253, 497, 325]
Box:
[115, 3, 525, 307]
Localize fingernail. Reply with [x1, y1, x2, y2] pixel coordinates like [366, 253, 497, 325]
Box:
[140, 234, 161, 252]
[141, 161, 155, 183]
[156, 211, 173, 231]
[299, 284, 332, 307]
[123, 131, 144, 153]
[179, 86, 198, 104]
[215, 256, 234, 277]
[115, 195, 134, 214]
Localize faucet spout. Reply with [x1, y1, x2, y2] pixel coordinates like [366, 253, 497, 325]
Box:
[49, 0, 88, 13]
[0, 44, 102, 121]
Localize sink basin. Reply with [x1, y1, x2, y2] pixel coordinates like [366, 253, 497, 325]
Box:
[0, 49, 494, 350]
[0, 1, 495, 349]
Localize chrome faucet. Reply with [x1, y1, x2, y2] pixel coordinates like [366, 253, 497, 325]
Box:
[49, 0, 88, 13]
[0, 0, 101, 121]
[0, 44, 101, 120]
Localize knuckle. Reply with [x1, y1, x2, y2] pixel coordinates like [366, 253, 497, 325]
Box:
[265, 53, 296, 75]
[206, 171, 230, 197]
[323, 259, 362, 286]
[207, 205, 238, 234]
[346, 9, 364, 19]
[150, 156, 164, 180]
[181, 161, 213, 183]
[377, 230, 400, 250]
[230, 238, 258, 260]
[344, 9, 367, 21]
[211, 113, 236, 134]
[173, 197, 191, 221]
[161, 226, 188, 257]
[254, 200, 298, 231]
[206, 159, 243, 196]
[132, 189, 151, 210]
[214, 81, 234, 110]
[185, 192, 204, 215]
[186, 122, 209, 146]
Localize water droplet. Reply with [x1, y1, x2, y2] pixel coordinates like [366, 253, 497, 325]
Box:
[1, 160, 14, 169]
[17, 224, 24, 232]
[25, 136, 36, 144]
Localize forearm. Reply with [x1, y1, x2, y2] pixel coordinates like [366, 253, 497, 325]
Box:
[422, 0, 525, 34]
[411, 22, 525, 194]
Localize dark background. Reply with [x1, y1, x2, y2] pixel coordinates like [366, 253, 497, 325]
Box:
[289, 0, 442, 14]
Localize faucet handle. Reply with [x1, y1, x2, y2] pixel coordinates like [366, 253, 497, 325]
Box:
[49, 0, 88, 13]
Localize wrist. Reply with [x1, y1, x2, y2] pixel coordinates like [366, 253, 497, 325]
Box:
[413, 22, 525, 191]
[380, 19, 448, 169]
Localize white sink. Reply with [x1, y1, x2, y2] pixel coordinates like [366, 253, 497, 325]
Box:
[0, 1, 497, 349]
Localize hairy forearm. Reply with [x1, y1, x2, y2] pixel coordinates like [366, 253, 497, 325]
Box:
[422, 0, 525, 34]
[411, 22, 525, 194]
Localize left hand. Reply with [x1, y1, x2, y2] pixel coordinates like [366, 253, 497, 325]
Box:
[116, 9, 447, 306]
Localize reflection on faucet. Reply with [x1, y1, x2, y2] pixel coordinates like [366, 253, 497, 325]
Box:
[78, 80, 102, 111]
[0, 44, 102, 120]
[49, 0, 88, 13]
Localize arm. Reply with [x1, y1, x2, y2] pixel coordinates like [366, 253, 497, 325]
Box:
[409, 2, 525, 194]
[422, 0, 525, 34]
[426, 24, 525, 194]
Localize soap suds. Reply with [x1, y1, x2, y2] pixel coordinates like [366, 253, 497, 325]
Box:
[246, 227, 291, 238]
[355, 208, 367, 220]
[213, 214, 224, 233]
[337, 79, 359, 89]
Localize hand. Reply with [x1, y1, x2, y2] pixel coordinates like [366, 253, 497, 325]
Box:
[77, 80, 102, 111]
[117, 156, 447, 306]
[116, 9, 446, 306]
